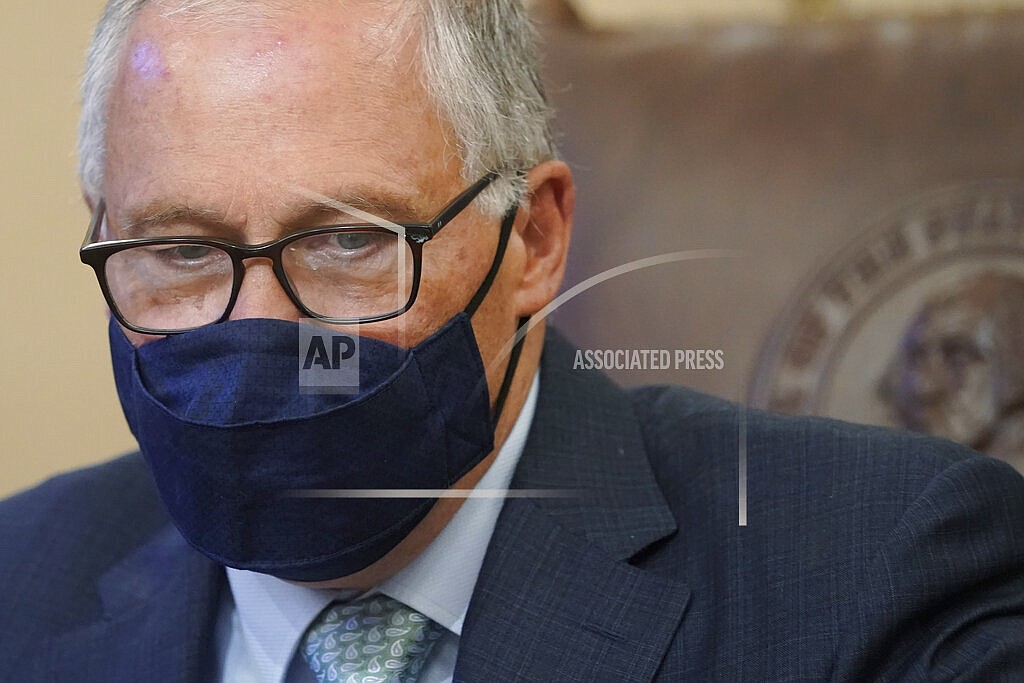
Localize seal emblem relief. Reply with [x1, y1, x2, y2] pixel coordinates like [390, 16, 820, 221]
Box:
[749, 180, 1024, 469]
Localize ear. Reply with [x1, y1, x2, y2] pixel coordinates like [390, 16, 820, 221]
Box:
[513, 160, 574, 317]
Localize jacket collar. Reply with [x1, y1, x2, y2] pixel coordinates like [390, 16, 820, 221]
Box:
[456, 329, 690, 681]
[48, 523, 224, 682]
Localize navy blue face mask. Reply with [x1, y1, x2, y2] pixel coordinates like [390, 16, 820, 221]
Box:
[108, 208, 523, 581]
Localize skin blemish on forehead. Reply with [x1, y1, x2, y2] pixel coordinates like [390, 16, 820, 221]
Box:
[250, 35, 287, 62]
[131, 39, 168, 81]
[228, 35, 292, 97]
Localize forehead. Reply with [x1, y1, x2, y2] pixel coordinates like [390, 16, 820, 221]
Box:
[104, 0, 457, 222]
[131, 0, 411, 67]
[909, 301, 987, 346]
[116, 0, 415, 124]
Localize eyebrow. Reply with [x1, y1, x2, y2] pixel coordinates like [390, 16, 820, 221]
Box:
[118, 205, 226, 237]
[290, 188, 424, 225]
[116, 187, 427, 238]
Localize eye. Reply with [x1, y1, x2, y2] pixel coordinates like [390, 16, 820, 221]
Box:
[147, 243, 221, 265]
[941, 336, 983, 367]
[334, 233, 372, 251]
[170, 244, 216, 261]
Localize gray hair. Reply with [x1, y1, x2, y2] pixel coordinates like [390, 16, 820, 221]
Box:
[77, 0, 557, 217]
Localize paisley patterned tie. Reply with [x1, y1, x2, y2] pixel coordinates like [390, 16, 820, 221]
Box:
[302, 594, 444, 683]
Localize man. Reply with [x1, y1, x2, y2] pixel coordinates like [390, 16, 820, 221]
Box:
[2, 1, 1023, 681]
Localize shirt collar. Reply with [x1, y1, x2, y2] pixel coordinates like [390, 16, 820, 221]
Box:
[378, 371, 539, 634]
[226, 371, 539, 681]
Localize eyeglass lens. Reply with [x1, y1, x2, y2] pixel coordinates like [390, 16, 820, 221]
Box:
[104, 230, 414, 331]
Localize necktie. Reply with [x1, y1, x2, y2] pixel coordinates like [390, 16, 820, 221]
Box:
[302, 594, 444, 683]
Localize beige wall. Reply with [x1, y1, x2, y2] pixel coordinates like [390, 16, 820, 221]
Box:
[1, 1, 137, 498]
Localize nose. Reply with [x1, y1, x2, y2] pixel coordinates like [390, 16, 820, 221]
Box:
[229, 258, 304, 322]
[907, 348, 951, 404]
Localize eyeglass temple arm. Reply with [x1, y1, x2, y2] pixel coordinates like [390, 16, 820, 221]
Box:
[427, 172, 500, 235]
[81, 199, 107, 250]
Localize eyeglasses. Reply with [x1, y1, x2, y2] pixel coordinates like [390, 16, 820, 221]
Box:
[81, 173, 506, 335]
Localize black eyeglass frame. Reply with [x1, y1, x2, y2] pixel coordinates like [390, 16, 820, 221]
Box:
[80, 172, 502, 335]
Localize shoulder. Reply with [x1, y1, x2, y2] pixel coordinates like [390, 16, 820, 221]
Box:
[628, 386, 1024, 678]
[626, 384, 1023, 537]
[628, 383, 995, 502]
[537, 330, 1012, 531]
[0, 454, 168, 622]
[0, 452, 165, 547]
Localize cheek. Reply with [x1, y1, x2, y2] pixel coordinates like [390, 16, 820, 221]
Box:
[418, 236, 492, 312]
[960, 363, 995, 398]
[124, 327, 165, 348]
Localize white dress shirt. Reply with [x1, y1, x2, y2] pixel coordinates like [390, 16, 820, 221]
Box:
[215, 373, 540, 683]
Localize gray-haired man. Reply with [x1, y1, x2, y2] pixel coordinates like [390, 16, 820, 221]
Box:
[2, 2, 1023, 681]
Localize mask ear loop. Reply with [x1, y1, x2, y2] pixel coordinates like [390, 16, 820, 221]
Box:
[492, 314, 530, 426]
[464, 204, 517, 318]
[462, 201, 529, 428]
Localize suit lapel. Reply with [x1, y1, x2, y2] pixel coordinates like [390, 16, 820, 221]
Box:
[457, 500, 689, 681]
[48, 524, 224, 682]
[456, 330, 690, 681]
